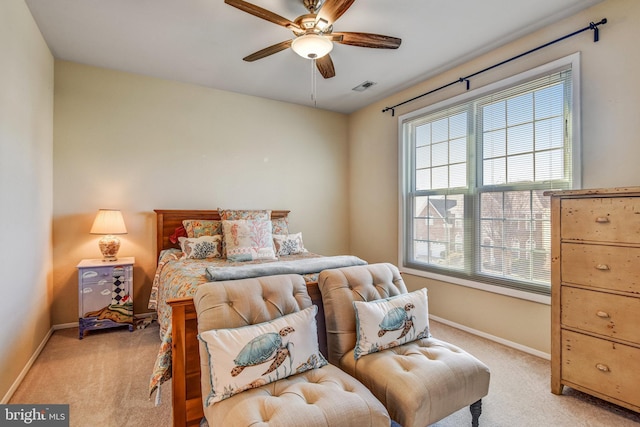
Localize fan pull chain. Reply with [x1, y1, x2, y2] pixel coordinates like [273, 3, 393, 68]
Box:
[311, 58, 317, 108]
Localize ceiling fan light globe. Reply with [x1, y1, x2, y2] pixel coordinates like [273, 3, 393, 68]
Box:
[291, 34, 333, 59]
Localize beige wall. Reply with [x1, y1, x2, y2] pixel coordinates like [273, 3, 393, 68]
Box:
[349, 0, 640, 354]
[52, 61, 349, 324]
[0, 0, 54, 401]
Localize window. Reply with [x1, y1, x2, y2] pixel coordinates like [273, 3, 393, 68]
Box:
[399, 55, 580, 295]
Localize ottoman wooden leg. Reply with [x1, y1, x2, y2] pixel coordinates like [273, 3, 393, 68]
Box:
[470, 399, 482, 427]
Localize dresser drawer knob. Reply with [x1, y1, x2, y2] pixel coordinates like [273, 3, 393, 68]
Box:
[595, 363, 610, 372]
[595, 264, 610, 271]
[595, 217, 610, 223]
[596, 311, 610, 319]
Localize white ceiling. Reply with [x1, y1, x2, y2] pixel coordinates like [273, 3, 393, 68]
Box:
[25, 0, 602, 114]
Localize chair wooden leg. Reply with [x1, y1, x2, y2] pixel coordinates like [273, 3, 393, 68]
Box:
[470, 399, 482, 427]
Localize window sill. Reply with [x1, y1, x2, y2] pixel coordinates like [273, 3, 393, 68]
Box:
[399, 266, 551, 305]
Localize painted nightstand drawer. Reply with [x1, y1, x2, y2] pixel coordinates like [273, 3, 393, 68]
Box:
[80, 266, 113, 286]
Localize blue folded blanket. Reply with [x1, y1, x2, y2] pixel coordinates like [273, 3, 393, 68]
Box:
[205, 255, 367, 282]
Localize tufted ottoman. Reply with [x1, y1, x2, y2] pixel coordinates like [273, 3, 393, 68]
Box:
[318, 263, 491, 427]
[194, 274, 390, 427]
[201, 364, 389, 426]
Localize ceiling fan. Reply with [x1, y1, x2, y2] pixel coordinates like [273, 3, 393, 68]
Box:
[225, 0, 402, 79]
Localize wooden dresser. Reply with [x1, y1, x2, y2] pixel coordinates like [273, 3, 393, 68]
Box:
[546, 187, 640, 412]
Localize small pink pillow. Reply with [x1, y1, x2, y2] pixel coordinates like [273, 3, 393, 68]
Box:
[169, 225, 188, 244]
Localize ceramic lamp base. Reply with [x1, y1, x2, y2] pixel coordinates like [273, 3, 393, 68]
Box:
[98, 235, 121, 261]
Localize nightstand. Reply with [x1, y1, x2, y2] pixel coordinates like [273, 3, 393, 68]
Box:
[77, 257, 135, 339]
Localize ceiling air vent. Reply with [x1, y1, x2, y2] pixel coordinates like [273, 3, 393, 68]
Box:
[352, 81, 376, 92]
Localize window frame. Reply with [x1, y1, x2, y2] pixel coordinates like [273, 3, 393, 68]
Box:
[398, 53, 581, 304]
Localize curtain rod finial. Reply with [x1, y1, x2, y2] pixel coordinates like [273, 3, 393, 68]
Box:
[382, 106, 396, 116]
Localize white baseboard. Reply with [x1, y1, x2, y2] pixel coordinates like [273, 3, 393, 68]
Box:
[53, 322, 79, 330]
[430, 314, 551, 360]
[1, 326, 56, 404]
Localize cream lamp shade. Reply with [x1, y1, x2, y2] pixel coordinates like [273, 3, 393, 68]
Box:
[90, 209, 127, 261]
[291, 34, 333, 59]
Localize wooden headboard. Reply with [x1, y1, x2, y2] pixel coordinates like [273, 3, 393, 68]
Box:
[154, 209, 290, 261]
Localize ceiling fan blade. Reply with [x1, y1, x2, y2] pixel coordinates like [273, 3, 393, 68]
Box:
[225, 0, 300, 31]
[243, 40, 293, 62]
[333, 32, 401, 49]
[316, 55, 336, 79]
[317, 0, 356, 25]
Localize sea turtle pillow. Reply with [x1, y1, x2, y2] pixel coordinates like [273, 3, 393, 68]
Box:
[198, 305, 327, 406]
[352, 288, 431, 360]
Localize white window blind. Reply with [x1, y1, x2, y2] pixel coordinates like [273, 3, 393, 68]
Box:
[400, 56, 579, 295]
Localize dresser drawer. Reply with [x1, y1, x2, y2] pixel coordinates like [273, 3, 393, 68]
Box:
[562, 330, 640, 408]
[561, 286, 640, 343]
[561, 243, 640, 293]
[561, 197, 640, 244]
[80, 266, 113, 286]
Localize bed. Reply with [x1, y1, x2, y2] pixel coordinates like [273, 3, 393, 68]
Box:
[149, 209, 366, 427]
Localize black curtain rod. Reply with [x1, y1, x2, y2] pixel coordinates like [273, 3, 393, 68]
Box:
[382, 18, 607, 116]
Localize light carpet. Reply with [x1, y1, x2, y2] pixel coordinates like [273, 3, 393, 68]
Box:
[9, 320, 640, 426]
[9, 324, 172, 426]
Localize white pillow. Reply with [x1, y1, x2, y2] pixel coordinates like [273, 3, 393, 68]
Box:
[222, 220, 277, 262]
[273, 232, 308, 256]
[352, 288, 431, 360]
[178, 235, 222, 259]
[198, 305, 327, 406]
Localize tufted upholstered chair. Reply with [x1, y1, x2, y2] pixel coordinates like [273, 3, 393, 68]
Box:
[318, 263, 491, 427]
[193, 274, 390, 427]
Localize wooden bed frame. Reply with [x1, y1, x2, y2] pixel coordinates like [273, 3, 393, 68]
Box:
[155, 210, 327, 427]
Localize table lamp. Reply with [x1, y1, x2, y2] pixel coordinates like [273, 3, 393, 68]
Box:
[90, 209, 127, 261]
